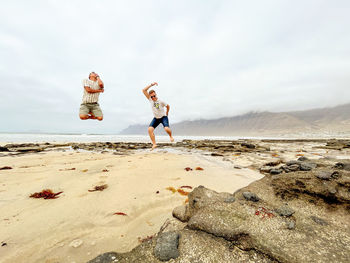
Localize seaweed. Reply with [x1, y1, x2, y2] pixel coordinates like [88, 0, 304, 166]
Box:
[177, 189, 189, 196]
[102, 169, 109, 172]
[30, 189, 63, 199]
[114, 212, 127, 216]
[59, 168, 76, 171]
[138, 235, 154, 243]
[88, 184, 108, 192]
[180, 185, 193, 189]
[184, 167, 192, 171]
[0, 166, 12, 170]
[166, 186, 177, 193]
[195, 167, 204, 171]
[255, 207, 275, 219]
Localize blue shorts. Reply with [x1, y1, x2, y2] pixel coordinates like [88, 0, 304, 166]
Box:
[149, 116, 169, 129]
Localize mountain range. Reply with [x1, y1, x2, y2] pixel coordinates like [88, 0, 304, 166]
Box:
[120, 103, 350, 137]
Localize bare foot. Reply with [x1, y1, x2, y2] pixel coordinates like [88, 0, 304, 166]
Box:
[151, 144, 157, 151]
[170, 137, 174, 142]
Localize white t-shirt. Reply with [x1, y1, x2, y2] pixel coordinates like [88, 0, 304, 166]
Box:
[82, 79, 100, 103]
[149, 98, 167, 118]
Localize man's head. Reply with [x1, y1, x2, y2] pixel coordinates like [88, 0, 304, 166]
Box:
[149, 90, 157, 101]
[89, 72, 98, 80]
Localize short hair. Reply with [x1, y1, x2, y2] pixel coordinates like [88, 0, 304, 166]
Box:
[89, 72, 96, 78]
[149, 90, 156, 95]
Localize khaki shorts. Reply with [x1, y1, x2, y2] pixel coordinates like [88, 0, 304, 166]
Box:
[79, 103, 103, 117]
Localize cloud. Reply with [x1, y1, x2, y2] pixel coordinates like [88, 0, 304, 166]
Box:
[0, 0, 349, 133]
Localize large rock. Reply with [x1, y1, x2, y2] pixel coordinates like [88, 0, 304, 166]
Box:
[154, 232, 180, 261]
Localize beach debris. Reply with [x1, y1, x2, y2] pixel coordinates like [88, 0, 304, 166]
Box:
[184, 167, 192, 171]
[177, 189, 189, 196]
[82, 169, 88, 172]
[114, 212, 127, 216]
[271, 153, 279, 157]
[156, 191, 160, 194]
[88, 184, 108, 192]
[0, 166, 12, 170]
[195, 167, 204, 171]
[296, 153, 304, 157]
[255, 207, 275, 219]
[138, 235, 154, 243]
[1, 242, 7, 247]
[180, 185, 193, 189]
[69, 239, 83, 248]
[59, 167, 76, 171]
[102, 169, 109, 172]
[30, 189, 63, 199]
[166, 186, 177, 193]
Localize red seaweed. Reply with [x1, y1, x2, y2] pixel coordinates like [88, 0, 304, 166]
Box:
[30, 189, 63, 199]
[195, 167, 204, 171]
[177, 189, 189, 196]
[184, 167, 192, 171]
[114, 212, 127, 216]
[180, 186, 193, 189]
[0, 166, 12, 170]
[255, 207, 275, 219]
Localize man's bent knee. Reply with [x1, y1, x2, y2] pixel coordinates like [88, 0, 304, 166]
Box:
[97, 116, 103, 121]
[148, 127, 154, 133]
[80, 114, 89, 120]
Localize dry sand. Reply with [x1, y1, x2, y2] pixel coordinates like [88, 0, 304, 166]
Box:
[0, 149, 263, 263]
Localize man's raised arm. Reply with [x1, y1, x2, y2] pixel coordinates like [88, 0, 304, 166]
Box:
[142, 82, 158, 99]
[96, 74, 104, 89]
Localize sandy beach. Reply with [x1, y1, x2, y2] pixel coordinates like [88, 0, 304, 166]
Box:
[0, 146, 263, 263]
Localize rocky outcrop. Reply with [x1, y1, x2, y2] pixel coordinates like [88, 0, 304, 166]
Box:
[88, 156, 350, 263]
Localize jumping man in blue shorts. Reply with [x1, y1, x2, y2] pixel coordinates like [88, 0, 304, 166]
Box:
[143, 82, 174, 150]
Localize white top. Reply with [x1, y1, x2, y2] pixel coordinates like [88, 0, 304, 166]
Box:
[82, 79, 100, 103]
[149, 98, 167, 118]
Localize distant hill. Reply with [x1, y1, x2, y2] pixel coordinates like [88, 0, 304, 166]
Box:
[120, 103, 350, 136]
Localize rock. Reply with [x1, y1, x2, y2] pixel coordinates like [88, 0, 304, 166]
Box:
[334, 162, 350, 171]
[286, 160, 301, 166]
[310, 216, 328, 226]
[154, 232, 180, 261]
[87, 252, 120, 263]
[69, 239, 83, 248]
[316, 171, 332, 180]
[188, 186, 234, 216]
[224, 196, 236, 203]
[242, 192, 260, 202]
[0, 147, 9, 152]
[275, 205, 295, 217]
[233, 165, 242, 169]
[300, 162, 317, 171]
[270, 168, 283, 175]
[288, 164, 300, 171]
[241, 142, 256, 149]
[287, 221, 296, 230]
[211, 153, 224, 157]
[260, 166, 271, 173]
[297, 156, 309, 162]
[172, 205, 190, 222]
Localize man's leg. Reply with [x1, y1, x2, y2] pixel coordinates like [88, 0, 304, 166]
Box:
[148, 127, 157, 149]
[91, 104, 103, 121]
[162, 116, 174, 142]
[148, 118, 160, 149]
[79, 104, 90, 120]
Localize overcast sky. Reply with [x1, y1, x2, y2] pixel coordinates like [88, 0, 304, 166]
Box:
[1, 0, 349, 134]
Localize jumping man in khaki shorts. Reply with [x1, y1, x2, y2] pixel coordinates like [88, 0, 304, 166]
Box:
[79, 72, 104, 121]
